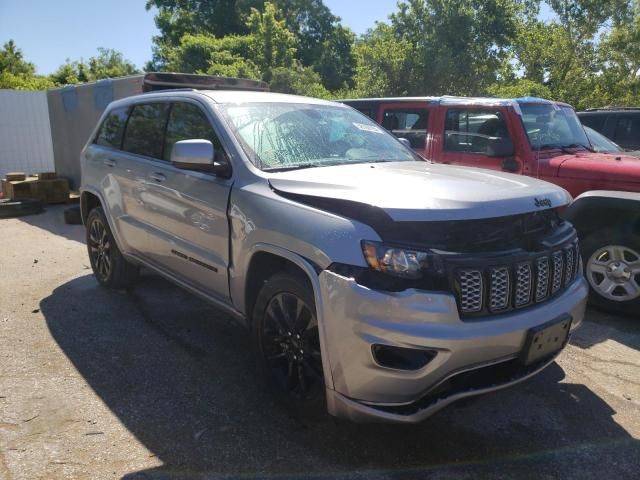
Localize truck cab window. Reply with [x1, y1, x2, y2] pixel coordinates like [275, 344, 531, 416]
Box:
[382, 108, 429, 148]
[444, 109, 509, 154]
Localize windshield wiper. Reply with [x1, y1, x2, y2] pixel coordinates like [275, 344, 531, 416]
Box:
[263, 163, 322, 172]
[536, 143, 595, 153]
[560, 143, 595, 153]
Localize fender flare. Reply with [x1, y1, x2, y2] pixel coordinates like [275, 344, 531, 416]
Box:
[79, 187, 128, 255]
[564, 190, 640, 237]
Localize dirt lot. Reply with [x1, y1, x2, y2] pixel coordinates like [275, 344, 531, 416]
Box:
[0, 205, 639, 480]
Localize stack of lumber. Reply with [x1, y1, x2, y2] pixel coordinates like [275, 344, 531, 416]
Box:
[1, 172, 70, 204]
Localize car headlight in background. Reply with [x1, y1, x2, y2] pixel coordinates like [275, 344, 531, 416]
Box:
[362, 240, 430, 278]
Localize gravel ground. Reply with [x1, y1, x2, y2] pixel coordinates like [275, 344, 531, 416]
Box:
[0, 205, 638, 480]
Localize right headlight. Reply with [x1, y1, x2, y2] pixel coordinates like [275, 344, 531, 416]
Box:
[361, 240, 431, 279]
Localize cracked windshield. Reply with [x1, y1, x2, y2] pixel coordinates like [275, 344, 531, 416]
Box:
[1, 0, 638, 479]
[221, 103, 416, 171]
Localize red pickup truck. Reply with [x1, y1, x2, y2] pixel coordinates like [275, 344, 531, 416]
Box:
[342, 96, 640, 315]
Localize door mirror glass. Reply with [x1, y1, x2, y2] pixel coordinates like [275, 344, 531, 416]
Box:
[171, 139, 214, 170]
[487, 137, 515, 157]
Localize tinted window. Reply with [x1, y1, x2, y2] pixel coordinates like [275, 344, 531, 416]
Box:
[95, 107, 128, 149]
[613, 115, 640, 146]
[355, 107, 374, 119]
[122, 103, 170, 159]
[382, 108, 429, 148]
[445, 109, 510, 154]
[164, 102, 221, 162]
[580, 114, 606, 132]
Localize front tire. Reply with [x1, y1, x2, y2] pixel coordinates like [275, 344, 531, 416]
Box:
[582, 232, 640, 316]
[86, 207, 139, 289]
[251, 271, 326, 419]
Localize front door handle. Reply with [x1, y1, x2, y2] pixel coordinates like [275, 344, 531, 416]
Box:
[149, 172, 166, 183]
[103, 159, 117, 167]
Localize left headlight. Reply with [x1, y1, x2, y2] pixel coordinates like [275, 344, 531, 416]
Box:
[361, 240, 430, 279]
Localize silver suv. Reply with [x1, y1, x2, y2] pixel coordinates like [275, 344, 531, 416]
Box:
[80, 89, 588, 423]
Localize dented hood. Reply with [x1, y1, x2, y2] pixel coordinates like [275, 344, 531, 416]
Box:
[268, 161, 571, 221]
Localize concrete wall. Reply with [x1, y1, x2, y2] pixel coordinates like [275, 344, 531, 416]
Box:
[47, 75, 145, 188]
[0, 90, 55, 181]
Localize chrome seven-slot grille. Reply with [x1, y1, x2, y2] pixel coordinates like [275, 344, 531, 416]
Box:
[455, 239, 580, 317]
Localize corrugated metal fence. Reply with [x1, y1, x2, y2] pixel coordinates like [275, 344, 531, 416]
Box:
[0, 90, 55, 180]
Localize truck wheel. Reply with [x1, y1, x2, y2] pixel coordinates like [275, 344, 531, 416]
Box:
[252, 271, 326, 420]
[582, 233, 640, 316]
[86, 207, 139, 289]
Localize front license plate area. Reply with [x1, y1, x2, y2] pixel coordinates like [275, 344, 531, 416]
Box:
[521, 315, 572, 365]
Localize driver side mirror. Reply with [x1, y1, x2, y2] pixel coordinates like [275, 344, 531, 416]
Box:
[171, 139, 231, 178]
[487, 137, 515, 157]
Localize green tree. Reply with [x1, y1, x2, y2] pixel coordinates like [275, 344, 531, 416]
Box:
[269, 64, 330, 97]
[0, 40, 55, 90]
[387, 0, 530, 96]
[350, 24, 415, 97]
[49, 48, 140, 86]
[145, 0, 355, 92]
[247, 2, 297, 81]
[165, 33, 260, 79]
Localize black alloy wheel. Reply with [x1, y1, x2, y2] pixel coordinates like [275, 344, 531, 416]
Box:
[88, 215, 112, 281]
[261, 291, 324, 401]
[253, 272, 326, 417]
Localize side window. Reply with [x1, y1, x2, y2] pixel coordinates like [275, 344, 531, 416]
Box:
[95, 107, 128, 149]
[122, 103, 170, 159]
[580, 114, 606, 132]
[382, 108, 429, 148]
[355, 107, 374, 119]
[613, 115, 640, 145]
[163, 102, 222, 162]
[444, 109, 510, 154]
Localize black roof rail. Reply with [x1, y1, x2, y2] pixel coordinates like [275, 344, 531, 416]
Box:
[583, 106, 640, 112]
[142, 72, 269, 92]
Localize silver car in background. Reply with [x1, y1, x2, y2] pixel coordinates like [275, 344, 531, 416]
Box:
[80, 90, 588, 423]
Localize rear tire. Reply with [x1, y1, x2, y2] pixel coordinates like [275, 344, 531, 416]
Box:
[86, 207, 139, 289]
[581, 232, 640, 316]
[251, 271, 326, 421]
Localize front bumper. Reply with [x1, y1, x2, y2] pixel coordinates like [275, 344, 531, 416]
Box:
[318, 270, 588, 423]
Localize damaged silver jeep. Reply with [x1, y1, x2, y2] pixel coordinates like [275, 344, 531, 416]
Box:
[80, 90, 588, 423]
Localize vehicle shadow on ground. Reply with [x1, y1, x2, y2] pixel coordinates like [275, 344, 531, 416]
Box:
[571, 308, 640, 352]
[17, 204, 85, 244]
[41, 273, 639, 480]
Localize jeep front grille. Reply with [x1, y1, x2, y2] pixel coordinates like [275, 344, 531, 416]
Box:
[489, 267, 510, 311]
[454, 239, 579, 317]
[457, 270, 483, 313]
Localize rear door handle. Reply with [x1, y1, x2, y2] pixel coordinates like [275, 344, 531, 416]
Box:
[149, 172, 166, 183]
[103, 159, 117, 167]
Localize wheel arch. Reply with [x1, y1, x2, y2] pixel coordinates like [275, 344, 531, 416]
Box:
[80, 187, 128, 256]
[241, 243, 334, 390]
[242, 245, 322, 324]
[564, 191, 640, 239]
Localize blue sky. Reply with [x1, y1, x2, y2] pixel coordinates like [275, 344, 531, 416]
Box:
[0, 1, 553, 75]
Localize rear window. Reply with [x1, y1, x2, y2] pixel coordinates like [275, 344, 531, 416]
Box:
[613, 115, 640, 146]
[579, 114, 606, 132]
[95, 107, 128, 150]
[122, 103, 170, 159]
